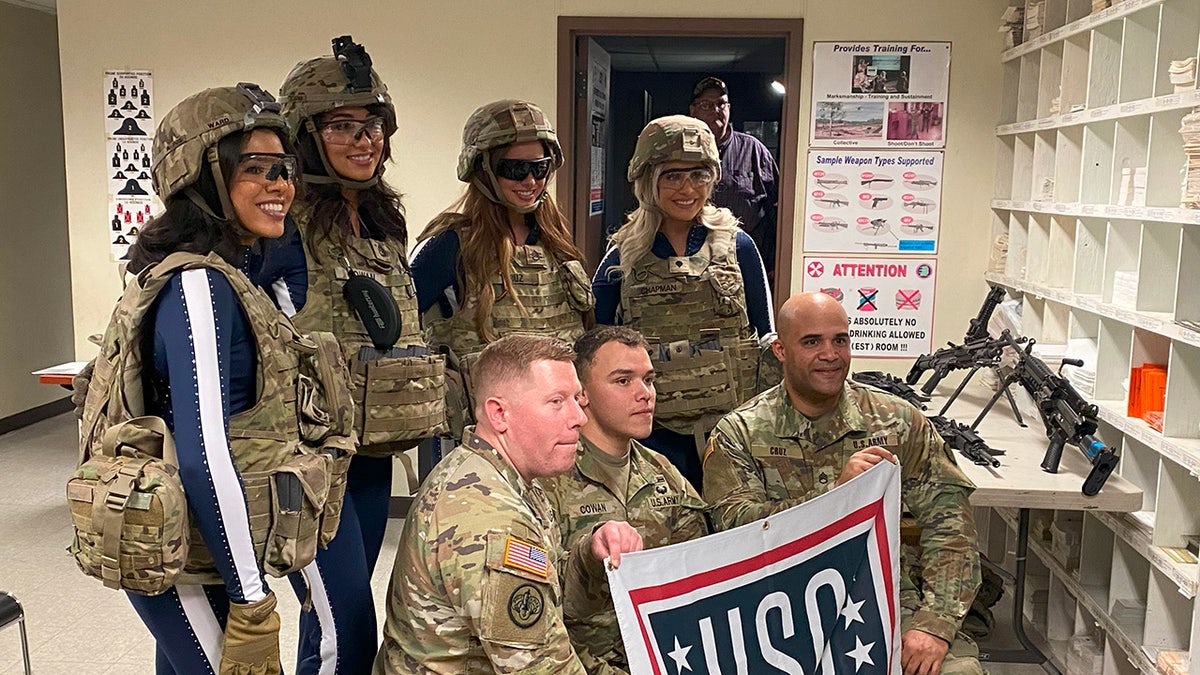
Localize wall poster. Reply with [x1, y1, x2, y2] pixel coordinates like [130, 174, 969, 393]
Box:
[802, 256, 936, 358]
[104, 70, 156, 261]
[804, 150, 943, 254]
[809, 42, 950, 149]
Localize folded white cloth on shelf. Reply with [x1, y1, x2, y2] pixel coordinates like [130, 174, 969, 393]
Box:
[1180, 107, 1200, 208]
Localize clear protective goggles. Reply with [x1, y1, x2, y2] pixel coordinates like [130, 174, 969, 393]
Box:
[234, 153, 298, 184]
[658, 167, 716, 189]
[318, 117, 387, 146]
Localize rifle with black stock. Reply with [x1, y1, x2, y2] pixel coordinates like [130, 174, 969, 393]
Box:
[966, 284, 1006, 342]
[851, 371, 930, 410]
[905, 332, 1009, 396]
[928, 414, 1001, 467]
[975, 333, 1120, 496]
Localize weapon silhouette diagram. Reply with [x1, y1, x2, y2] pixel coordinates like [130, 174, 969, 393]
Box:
[860, 241, 893, 250]
[863, 195, 892, 209]
[902, 199, 937, 214]
[813, 219, 849, 232]
[900, 221, 936, 235]
[904, 178, 939, 188]
[861, 176, 894, 188]
[815, 176, 849, 189]
[857, 218, 890, 236]
[815, 196, 850, 208]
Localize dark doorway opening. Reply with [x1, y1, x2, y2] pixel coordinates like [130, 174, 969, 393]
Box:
[557, 17, 804, 303]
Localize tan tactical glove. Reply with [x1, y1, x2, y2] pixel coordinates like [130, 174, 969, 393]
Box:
[220, 591, 282, 675]
[70, 360, 94, 420]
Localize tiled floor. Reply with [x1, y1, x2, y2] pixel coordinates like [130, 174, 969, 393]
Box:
[0, 413, 1051, 674]
[0, 413, 403, 674]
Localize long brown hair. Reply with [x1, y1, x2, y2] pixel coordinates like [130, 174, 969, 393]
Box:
[421, 182, 587, 341]
[295, 103, 408, 249]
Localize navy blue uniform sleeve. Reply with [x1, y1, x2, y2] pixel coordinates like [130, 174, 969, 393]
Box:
[592, 245, 623, 325]
[411, 229, 462, 315]
[252, 227, 307, 317]
[734, 230, 775, 336]
[153, 269, 269, 604]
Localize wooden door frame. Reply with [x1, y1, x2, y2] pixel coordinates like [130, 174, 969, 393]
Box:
[556, 16, 805, 304]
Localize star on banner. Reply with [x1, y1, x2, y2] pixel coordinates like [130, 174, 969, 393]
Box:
[846, 635, 876, 672]
[668, 636, 693, 673]
[842, 595, 865, 628]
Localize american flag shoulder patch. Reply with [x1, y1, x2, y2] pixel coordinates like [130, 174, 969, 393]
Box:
[504, 536, 549, 579]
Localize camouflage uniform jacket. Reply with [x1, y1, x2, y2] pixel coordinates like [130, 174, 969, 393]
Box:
[701, 381, 980, 644]
[376, 428, 586, 674]
[539, 435, 708, 673]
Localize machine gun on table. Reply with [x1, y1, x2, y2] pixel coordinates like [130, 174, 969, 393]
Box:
[905, 285, 1027, 422]
[971, 333, 1120, 496]
[928, 414, 1002, 467]
[852, 371, 930, 410]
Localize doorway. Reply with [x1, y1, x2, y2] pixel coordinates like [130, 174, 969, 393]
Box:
[556, 17, 804, 301]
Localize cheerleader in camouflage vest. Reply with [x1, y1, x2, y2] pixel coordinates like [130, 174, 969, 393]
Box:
[412, 100, 595, 437]
[113, 83, 302, 674]
[268, 37, 446, 673]
[593, 115, 776, 490]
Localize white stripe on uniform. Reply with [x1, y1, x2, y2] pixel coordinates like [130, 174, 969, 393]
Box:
[181, 269, 267, 602]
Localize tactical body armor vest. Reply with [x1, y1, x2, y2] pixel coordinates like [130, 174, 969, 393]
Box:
[617, 227, 759, 436]
[290, 207, 447, 455]
[424, 217, 594, 428]
[72, 252, 354, 591]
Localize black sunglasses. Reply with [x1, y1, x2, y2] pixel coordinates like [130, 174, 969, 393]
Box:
[494, 157, 553, 181]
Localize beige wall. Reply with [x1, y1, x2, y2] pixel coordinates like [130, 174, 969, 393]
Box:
[57, 0, 1007, 374]
[1, 2, 73, 418]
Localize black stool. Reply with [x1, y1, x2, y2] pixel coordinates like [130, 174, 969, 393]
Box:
[0, 591, 31, 675]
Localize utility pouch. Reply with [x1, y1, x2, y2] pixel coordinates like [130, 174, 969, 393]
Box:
[354, 348, 448, 452]
[343, 270, 402, 350]
[560, 259, 597, 313]
[66, 416, 188, 595]
[648, 330, 738, 436]
[263, 452, 332, 577]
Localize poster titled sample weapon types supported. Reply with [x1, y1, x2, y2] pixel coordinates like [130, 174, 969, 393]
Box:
[806, 150, 943, 254]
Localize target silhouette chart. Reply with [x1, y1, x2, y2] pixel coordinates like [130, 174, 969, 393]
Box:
[104, 70, 157, 260]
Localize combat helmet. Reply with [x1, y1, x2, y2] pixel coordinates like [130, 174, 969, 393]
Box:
[627, 115, 720, 183]
[280, 36, 394, 190]
[458, 99, 563, 213]
[151, 82, 287, 230]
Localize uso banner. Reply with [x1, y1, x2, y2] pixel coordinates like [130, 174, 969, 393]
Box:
[608, 462, 900, 675]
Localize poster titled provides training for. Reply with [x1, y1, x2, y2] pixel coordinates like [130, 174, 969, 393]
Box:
[810, 42, 950, 149]
[805, 150, 943, 254]
[802, 257, 936, 358]
[104, 70, 156, 261]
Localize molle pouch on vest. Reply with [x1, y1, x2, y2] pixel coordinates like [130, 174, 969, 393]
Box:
[354, 347, 448, 452]
[66, 416, 188, 595]
[440, 350, 474, 443]
[755, 334, 784, 394]
[708, 262, 748, 318]
[560, 260, 596, 313]
[292, 330, 356, 546]
[294, 331, 355, 445]
[727, 335, 761, 404]
[263, 452, 332, 577]
[649, 330, 738, 436]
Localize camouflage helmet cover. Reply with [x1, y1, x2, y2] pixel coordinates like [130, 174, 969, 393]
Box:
[456, 99, 563, 182]
[627, 114, 720, 183]
[278, 53, 396, 138]
[150, 83, 287, 200]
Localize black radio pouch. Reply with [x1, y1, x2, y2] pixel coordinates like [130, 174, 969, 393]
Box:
[343, 271, 402, 350]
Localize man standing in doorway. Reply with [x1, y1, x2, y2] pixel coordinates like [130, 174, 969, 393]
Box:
[689, 76, 780, 282]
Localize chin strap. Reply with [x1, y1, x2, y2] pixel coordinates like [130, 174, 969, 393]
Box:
[188, 147, 253, 240]
[472, 149, 548, 214]
[303, 118, 381, 190]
